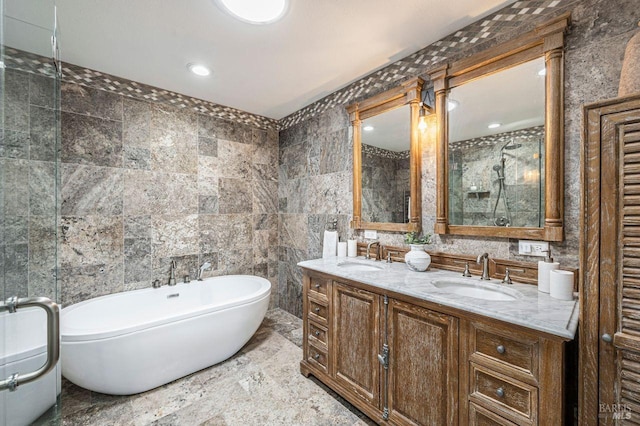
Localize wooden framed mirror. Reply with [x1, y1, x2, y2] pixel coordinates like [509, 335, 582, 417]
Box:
[347, 77, 425, 233]
[429, 13, 570, 242]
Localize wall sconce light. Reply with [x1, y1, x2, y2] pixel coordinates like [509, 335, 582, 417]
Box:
[419, 103, 434, 131]
[418, 88, 435, 132]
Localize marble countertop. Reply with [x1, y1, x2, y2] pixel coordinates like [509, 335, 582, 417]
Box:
[298, 257, 579, 340]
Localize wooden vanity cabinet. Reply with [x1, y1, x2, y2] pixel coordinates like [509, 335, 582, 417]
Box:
[301, 270, 459, 425]
[300, 269, 568, 426]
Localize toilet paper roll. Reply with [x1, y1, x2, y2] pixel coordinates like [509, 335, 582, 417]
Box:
[322, 230, 338, 258]
[537, 260, 559, 293]
[347, 239, 358, 257]
[550, 270, 575, 301]
[337, 241, 347, 257]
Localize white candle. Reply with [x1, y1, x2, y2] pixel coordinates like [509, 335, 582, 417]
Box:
[347, 239, 358, 257]
[550, 270, 574, 300]
[537, 260, 559, 293]
[337, 242, 347, 257]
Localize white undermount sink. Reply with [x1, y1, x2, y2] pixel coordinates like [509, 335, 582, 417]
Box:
[337, 261, 384, 272]
[432, 279, 520, 301]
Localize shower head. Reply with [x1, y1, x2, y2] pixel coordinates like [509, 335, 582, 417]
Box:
[493, 163, 504, 179]
[499, 140, 522, 152]
[503, 143, 522, 150]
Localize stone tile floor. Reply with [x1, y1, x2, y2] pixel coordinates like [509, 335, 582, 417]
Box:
[34, 309, 376, 426]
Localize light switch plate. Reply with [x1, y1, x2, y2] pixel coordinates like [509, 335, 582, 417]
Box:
[518, 240, 549, 256]
[364, 230, 377, 239]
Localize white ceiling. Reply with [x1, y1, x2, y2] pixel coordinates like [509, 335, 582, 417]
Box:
[6, 0, 516, 120]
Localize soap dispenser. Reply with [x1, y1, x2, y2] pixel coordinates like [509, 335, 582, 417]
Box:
[537, 248, 559, 293]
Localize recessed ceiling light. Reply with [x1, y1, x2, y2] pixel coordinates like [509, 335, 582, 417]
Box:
[538, 68, 546, 76]
[363, 125, 374, 131]
[215, 0, 288, 24]
[447, 99, 459, 111]
[187, 63, 211, 76]
[488, 123, 501, 129]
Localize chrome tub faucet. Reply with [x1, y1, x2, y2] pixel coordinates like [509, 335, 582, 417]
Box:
[198, 262, 212, 281]
[168, 260, 177, 286]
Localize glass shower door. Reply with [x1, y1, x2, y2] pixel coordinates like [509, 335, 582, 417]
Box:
[1, 0, 61, 425]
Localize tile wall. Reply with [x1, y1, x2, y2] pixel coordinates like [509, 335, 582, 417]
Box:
[59, 84, 279, 306]
[362, 146, 410, 224]
[1, 69, 58, 301]
[449, 128, 544, 228]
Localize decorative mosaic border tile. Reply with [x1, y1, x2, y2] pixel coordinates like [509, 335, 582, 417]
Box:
[278, 0, 577, 130]
[1, 47, 278, 131]
[363, 143, 410, 160]
[1, 46, 57, 77]
[62, 62, 278, 130]
[450, 126, 545, 151]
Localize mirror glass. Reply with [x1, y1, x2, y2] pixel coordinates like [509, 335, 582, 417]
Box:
[361, 105, 411, 224]
[448, 58, 545, 228]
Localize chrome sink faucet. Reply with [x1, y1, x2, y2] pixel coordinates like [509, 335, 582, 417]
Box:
[476, 253, 490, 280]
[365, 241, 380, 260]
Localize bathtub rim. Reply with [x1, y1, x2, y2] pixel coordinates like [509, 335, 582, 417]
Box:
[61, 275, 271, 343]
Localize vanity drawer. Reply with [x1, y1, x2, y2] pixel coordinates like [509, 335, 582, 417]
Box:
[308, 320, 328, 346]
[308, 298, 329, 324]
[469, 403, 518, 426]
[471, 324, 538, 381]
[307, 343, 328, 373]
[307, 275, 330, 299]
[470, 363, 537, 424]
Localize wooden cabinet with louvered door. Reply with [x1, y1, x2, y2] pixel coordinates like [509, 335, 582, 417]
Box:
[582, 93, 640, 424]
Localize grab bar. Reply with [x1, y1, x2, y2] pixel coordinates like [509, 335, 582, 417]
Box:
[0, 296, 60, 392]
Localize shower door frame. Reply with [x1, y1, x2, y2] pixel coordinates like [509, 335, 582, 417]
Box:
[1, 0, 62, 423]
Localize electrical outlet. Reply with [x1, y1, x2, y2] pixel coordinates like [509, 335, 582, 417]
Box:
[518, 240, 549, 256]
[364, 230, 377, 239]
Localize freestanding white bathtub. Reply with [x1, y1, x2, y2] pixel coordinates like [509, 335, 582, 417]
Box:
[61, 275, 270, 395]
[0, 307, 61, 426]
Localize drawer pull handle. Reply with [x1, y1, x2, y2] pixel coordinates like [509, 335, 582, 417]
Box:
[315, 284, 321, 289]
[314, 354, 320, 360]
[496, 345, 505, 354]
[496, 387, 505, 398]
[314, 307, 320, 313]
[314, 331, 320, 336]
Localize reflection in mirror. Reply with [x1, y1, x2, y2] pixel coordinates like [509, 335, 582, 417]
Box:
[448, 58, 545, 228]
[361, 105, 411, 224]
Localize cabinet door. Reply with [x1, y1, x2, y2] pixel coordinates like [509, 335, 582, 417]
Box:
[387, 299, 459, 426]
[582, 95, 640, 424]
[332, 282, 381, 408]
